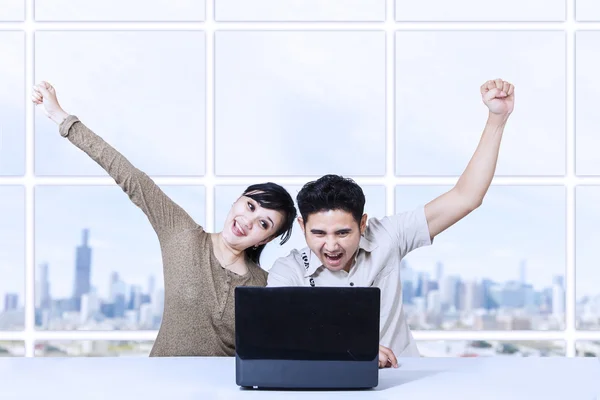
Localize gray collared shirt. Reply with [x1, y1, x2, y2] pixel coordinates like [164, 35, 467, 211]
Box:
[267, 206, 432, 357]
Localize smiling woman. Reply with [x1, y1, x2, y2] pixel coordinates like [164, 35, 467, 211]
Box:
[30, 81, 297, 357]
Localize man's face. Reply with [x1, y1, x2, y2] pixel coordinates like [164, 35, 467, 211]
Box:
[299, 209, 367, 272]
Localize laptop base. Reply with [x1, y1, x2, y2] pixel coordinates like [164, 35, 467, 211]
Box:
[235, 355, 378, 390]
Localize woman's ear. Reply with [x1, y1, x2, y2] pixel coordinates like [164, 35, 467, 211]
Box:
[257, 235, 276, 246]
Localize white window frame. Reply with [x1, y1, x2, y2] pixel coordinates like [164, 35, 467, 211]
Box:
[0, 0, 593, 357]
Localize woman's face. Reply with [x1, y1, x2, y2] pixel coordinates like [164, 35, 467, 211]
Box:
[221, 194, 285, 250]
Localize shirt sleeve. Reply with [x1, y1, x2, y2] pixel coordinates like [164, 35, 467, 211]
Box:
[376, 205, 432, 257]
[59, 115, 198, 242]
[266, 256, 303, 287]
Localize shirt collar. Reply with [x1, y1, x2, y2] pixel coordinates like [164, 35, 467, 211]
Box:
[302, 236, 378, 278]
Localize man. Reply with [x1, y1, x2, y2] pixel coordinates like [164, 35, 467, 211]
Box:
[267, 79, 515, 367]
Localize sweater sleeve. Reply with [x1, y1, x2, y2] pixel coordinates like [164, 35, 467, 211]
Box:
[59, 115, 199, 241]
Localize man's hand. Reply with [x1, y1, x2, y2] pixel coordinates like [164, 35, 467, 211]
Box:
[31, 81, 69, 125]
[481, 78, 515, 117]
[378, 345, 398, 369]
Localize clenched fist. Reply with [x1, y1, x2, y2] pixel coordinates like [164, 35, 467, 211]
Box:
[31, 81, 69, 125]
[481, 78, 515, 116]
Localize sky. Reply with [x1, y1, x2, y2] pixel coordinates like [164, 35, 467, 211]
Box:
[0, 31, 25, 176]
[575, 186, 600, 298]
[0, 0, 590, 23]
[0, 19, 598, 314]
[34, 0, 204, 21]
[34, 31, 206, 176]
[576, 0, 600, 20]
[396, 30, 566, 176]
[395, 0, 564, 21]
[0, 0, 24, 21]
[576, 31, 600, 175]
[215, 31, 386, 176]
[215, 0, 384, 21]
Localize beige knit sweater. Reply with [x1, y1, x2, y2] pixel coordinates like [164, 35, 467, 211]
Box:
[59, 115, 268, 356]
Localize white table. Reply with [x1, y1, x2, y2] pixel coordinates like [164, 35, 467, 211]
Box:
[0, 357, 599, 399]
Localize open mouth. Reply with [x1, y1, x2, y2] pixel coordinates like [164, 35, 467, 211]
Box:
[232, 220, 246, 237]
[324, 253, 343, 262]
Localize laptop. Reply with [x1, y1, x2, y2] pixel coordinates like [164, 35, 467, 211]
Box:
[234, 286, 381, 390]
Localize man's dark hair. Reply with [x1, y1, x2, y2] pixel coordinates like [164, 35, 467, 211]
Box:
[297, 174, 365, 225]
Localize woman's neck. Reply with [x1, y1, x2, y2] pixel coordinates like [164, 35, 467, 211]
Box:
[212, 233, 248, 275]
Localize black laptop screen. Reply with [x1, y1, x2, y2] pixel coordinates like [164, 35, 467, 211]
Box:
[235, 287, 380, 361]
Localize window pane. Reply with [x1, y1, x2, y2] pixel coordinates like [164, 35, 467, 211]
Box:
[396, 31, 565, 176]
[396, 0, 565, 21]
[576, 341, 600, 357]
[214, 185, 385, 270]
[35, 185, 205, 330]
[418, 340, 565, 357]
[576, 186, 600, 330]
[0, 186, 25, 331]
[35, 31, 205, 176]
[396, 185, 565, 331]
[577, 0, 600, 21]
[35, 0, 205, 21]
[0, 341, 24, 357]
[35, 341, 153, 356]
[0, 32, 25, 176]
[576, 32, 600, 175]
[215, 31, 385, 176]
[0, 0, 24, 21]
[216, 0, 384, 21]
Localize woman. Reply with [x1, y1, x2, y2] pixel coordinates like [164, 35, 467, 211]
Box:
[31, 81, 297, 357]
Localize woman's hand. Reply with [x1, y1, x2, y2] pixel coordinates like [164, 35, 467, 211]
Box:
[32, 81, 69, 125]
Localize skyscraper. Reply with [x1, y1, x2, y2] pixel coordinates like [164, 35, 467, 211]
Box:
[35, 263, 51, 310]
[436, 262, 444, 283]
[519, 259, 527, 285]
[552, 275, 565, 317]
[148, 275, 155, 296]
[4, 293, 18, 311]
[109, 272, 120, 302]
[72, 229, 92, 311]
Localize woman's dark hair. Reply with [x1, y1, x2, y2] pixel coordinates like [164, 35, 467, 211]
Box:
[242, 182, 297, 266]
[296, 174, 365, 225]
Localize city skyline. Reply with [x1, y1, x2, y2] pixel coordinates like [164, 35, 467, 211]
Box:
[33, 185, 205, 300]
[30, 223, 566, 332]
[4, 183, 600, 308]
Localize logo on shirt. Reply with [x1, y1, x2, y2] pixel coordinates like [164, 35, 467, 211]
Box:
[302, 251, 316, 287]
[301, 252, 309, 270]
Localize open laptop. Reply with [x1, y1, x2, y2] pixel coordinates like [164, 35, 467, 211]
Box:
[234, 286, 381, 390]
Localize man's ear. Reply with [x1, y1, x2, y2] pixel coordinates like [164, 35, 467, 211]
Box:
[360, 214, 368, 235]
[297, 217, 305, 234]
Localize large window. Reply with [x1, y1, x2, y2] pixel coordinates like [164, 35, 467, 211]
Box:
[0, 0, 588, 357]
